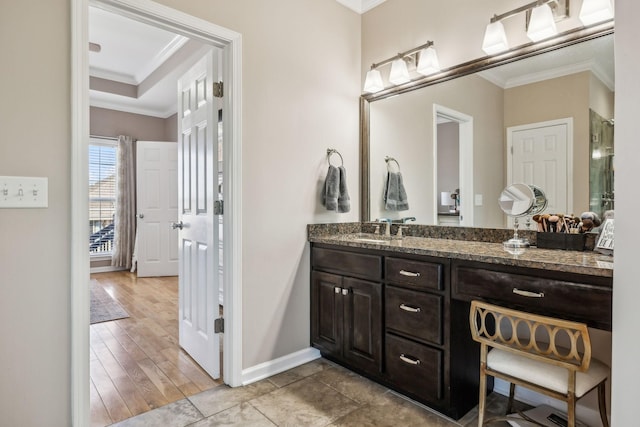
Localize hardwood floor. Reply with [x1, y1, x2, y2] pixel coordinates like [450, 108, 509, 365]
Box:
[90, 271, 221, 427]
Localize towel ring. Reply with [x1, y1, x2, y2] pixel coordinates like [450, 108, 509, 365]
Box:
[327, 148, 344, 167]
[385, 156, 400, 172]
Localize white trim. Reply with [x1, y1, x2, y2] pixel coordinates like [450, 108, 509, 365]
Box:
[493, 379, 608, 426]
[89, 96, 176, 118]
[433, 104, 474, 227]
[506, 117, 574, 217]
[479, 59, 614, 90]
[135, 34, 189, 83]
[241, 348, 321, 386]
[71, 3, 91, 427]
[90, 266, 126, 274]
[335, 0, 387, 14]
[72, 1, 243, 425]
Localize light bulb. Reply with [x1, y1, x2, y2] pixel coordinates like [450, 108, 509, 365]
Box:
[389, 59, 410, 85]
[579, 0, 614, 26]
[363, 69, 384, 93]
[527, 3, 557, 42]
[482, 21, 509, 55]
[416, 46, 441, 76]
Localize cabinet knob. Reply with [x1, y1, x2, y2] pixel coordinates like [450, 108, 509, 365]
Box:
[342, 288, 349, 296]
[334, 287, 341, 294]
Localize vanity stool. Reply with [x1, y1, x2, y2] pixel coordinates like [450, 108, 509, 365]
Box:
[468, 300, 610, 427]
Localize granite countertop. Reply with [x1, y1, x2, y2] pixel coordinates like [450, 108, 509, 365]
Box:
[308, 224, 613, 278]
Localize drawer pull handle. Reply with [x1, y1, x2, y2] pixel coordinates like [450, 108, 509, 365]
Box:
[399, 304, 421, 313]
[399, 270, 421, 277]
[513, 288, 545, 298]
[400, 354, 421, 365]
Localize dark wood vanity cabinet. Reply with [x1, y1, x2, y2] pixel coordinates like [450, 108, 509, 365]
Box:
[311, 244, 479, 419]
[311, 247, 383, 376]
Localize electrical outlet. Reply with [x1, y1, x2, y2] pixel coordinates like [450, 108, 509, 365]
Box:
[0, 176, 48, 208]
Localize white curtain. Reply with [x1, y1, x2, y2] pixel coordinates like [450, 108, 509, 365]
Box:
[111, 135, 136, 269]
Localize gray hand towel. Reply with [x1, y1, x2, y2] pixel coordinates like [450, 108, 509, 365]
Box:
[322, 165, 339, 211]
[384, 171, 409, 211]
[338, 166, 350, 213]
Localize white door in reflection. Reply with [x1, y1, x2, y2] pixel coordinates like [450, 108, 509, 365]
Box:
[508, 118, 572, 229]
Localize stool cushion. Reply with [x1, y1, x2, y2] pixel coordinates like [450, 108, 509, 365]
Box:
[487, 348, 609, 397]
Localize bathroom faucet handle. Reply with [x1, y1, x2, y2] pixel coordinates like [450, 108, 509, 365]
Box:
[397, 226, 408, 238]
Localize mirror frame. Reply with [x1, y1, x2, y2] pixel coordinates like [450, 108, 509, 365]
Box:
[360, 21, 614, 223]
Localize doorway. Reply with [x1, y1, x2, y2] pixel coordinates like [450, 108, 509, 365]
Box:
[432, 104, 474, 227]
[72, 0, 243, 425]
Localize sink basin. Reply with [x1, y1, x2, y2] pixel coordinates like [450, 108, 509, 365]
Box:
[349, 234, 390, 244]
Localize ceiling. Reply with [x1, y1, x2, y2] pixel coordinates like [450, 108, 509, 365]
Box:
[90, 3, 613, 119]
[89, 6, 207, 118]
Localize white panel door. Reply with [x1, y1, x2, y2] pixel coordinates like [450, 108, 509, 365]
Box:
[509, 121, 570, 228]
[177, 49, 221, 379]
[136, 141, 179, 277]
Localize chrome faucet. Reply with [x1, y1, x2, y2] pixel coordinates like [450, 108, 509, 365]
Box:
[377, 218, 392, 238]
[401, 216, 416, 223]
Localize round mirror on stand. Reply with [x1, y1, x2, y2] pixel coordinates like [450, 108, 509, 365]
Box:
[498, 183, 547, 254]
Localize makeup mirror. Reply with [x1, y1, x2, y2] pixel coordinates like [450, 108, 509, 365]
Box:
[499, 183, 547, 253]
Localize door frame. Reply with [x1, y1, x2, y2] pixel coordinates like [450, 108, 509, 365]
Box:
[506, 117, 574, 215]
[71, 0, 243, 425]
[432, 104, 474, 226]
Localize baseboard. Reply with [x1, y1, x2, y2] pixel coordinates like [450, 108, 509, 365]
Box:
[493, 379, 607, 426]
[90, 266, 127, 274]
[241, 347, 321, 386]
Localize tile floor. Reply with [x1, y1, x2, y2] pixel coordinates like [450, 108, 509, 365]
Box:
[113, 359, 524, 427]
[110, 358, 524, 427]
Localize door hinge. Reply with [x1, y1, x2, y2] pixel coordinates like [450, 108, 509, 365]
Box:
[214, 200, 224, 215]
[214, 317, 224, 333]
[213, 81, 223, 98]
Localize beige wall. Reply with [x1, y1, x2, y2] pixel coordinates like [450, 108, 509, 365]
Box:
[90, 107, 177, 141]
[0, 1, 71, 425]
[2, 0, 638, 425]
[504, 71, 592, 214]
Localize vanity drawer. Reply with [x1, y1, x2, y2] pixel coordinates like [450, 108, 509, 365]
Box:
[312, 247, 382, 281]
[385, 257, 443, 291]
[386, 286, 442, 345]
[452, 262, 612, 330]
[386, 333, 443, 401]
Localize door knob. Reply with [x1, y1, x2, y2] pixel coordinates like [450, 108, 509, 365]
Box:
[136, 213, 144, 219]
[171, 221, 184, 230]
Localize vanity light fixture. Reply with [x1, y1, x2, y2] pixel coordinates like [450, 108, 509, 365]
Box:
[579, 0, 614, 26]
[482, 0, 570, 56]
[389, 58, 410, 85]
[363, 41, 440, 94]
[526, 2, 558, 42]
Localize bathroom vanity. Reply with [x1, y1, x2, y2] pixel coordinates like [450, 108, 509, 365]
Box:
[308, 225, 612, 419]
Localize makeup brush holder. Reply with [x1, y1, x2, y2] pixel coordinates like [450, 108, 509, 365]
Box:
[536, 232, 586, 251]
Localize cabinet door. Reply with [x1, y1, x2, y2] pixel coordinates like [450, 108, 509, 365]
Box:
[311, 271, 343, 356]
[342, 277, 382, 374]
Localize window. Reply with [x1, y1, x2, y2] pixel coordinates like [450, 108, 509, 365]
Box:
[89, 139, 117, 255]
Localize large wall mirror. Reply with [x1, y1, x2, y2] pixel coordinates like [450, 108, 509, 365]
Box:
[360, 24, 614, 229]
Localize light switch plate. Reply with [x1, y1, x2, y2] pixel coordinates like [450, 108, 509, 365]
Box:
[475, 194, 483, 206]
[0, 176, 48, 208]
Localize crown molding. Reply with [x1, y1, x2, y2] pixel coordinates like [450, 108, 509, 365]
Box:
[335, 0, 387, 14]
